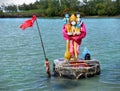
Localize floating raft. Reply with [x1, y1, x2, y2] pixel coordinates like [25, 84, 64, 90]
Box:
[53, 58, 100, 79]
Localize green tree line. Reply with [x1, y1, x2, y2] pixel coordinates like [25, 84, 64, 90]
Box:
[0, 0, 120, 17]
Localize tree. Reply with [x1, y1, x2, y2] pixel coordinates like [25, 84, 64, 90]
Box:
[96, 3, 106, 15]
[5, 5, 17, 12]
[116, 0, 120, 15]
[1, 0, 119, 17]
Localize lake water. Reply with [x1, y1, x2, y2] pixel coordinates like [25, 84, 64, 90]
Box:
[0, 18, 120, 91]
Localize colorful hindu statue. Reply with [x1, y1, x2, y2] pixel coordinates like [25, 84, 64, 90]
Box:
[62, 13, 86, 61]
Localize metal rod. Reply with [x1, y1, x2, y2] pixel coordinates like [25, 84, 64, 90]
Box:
[35, 19, 47, 60]
[35, 19, 51, 78]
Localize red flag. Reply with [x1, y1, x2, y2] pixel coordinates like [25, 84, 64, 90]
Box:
[20, 15, 36, 30]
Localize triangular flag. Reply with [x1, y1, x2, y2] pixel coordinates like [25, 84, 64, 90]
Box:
[20, 15, 36, 30]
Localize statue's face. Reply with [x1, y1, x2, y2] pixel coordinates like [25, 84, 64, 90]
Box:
[71, 20, 76, 26]
[65, 14, 69, 18]
[76, 14, 80, 18]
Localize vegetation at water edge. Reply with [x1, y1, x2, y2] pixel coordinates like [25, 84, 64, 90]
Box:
[0, 0, 120, 17]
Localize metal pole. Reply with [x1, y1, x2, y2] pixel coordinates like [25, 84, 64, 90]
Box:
[35, 19, 51, 78]
[35, 19, 47, 60]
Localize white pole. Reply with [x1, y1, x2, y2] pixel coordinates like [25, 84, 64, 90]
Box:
[59, 0, 61, 7]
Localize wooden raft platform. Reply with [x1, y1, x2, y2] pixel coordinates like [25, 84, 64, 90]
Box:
[53, 58, 100, 79]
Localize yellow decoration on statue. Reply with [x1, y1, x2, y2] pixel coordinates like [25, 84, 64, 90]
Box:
[75, 27, 81, 35]
[69, 14, 76, 22]
[64, 40, 71, 61]
[65, 23, 72, 35]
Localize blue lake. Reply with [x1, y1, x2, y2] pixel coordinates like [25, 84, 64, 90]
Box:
[0, 18, 120, 91]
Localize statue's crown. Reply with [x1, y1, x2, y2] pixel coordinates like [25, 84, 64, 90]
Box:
[69, 14, 76, 22]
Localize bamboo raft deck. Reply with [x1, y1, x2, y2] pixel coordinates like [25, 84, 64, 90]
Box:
[53, 58, 100, 79]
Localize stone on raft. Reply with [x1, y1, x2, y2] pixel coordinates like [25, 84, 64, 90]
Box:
[53, 58, 100, 79]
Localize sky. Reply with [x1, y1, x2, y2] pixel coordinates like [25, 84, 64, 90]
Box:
[0, 0, 37, 6]
[0, 0, 83, 6]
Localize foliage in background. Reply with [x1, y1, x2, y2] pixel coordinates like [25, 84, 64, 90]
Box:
[0, 0, 120, 17]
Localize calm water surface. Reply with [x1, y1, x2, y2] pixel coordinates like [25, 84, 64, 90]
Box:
[0, 18, 120, 91]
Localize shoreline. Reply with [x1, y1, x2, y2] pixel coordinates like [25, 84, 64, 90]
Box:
[0, 15, 120, 18]
[84, 15, 120, 18]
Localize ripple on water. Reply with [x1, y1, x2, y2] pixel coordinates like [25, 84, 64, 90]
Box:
[0, 18, 120, 91]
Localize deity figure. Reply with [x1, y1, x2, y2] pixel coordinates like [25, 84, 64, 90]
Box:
[64, 13, 69, 24]
[62, 13, 86, 61]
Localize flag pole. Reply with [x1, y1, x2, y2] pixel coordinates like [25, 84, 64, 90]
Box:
[35, 19, 51, 78]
